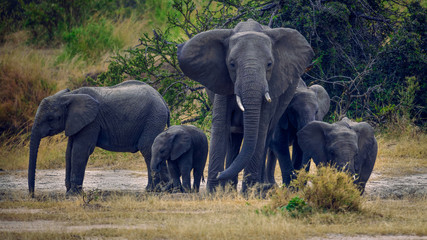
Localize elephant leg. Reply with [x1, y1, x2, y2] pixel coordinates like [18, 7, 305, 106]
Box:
[292, 139, 304, 170]
[265, 148, 277, 184]
[179, 160, 192, 193]
[168, 161, 182, 192]
[303, 153, 311, 172]
[138, 124, 169, 192]
[142, 150, 155, 191]
[207, 95, 232, 192]
[270, 128, 294, 185]
[65, 137, 73, 191]
[175, 149, 193, 192]
[192, 168, 202, 193]
[224, 132, 243, 189]
[68, 127, 98, 195]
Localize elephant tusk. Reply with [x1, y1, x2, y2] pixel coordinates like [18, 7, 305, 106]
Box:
[265, 92, 272, 102]
[236, 95, 245, 112]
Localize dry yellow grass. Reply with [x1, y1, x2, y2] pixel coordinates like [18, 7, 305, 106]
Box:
[374, 130, 427, 177]
[0, 191, 426, 239]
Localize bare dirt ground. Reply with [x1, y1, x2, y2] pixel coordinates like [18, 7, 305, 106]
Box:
[0, 168, 426, 198]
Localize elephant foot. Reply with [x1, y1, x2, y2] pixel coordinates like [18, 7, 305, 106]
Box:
[66, 184, 83, 197]
[241, 181, 276, 199]
[206, 180, 220, 193]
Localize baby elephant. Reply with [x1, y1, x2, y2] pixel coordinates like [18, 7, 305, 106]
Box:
[297, 117, 377, 193]
[151, 125, 208, 192]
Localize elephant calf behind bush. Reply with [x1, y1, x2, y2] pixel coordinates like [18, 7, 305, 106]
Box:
[297, 117, 378, 193]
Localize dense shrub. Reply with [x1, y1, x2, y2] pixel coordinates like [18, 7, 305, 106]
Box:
[261, 165, 363, 216]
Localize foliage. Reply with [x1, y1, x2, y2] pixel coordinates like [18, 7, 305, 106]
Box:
[98, 0, 426, 128]
[261, 165, 363, 216]
[58, 18, 124, 63]
[0, 0, 147, 46]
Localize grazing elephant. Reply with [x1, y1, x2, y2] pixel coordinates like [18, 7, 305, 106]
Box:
[178, 19, 314, 192]
[297, 117, 378, 193]
[265, 80, 330, 185]
[150, 125, 208, 192]
[28, 80, 171, 196]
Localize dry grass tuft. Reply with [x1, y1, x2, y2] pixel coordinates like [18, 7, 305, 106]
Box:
[265, 165, 363, 217]
[374, 127, 427, 177]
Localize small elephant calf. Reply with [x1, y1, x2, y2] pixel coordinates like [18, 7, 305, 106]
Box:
[151, 125, 208, 192]
[297, 117, 378, 193]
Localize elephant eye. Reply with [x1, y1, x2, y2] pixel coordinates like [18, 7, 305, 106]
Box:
[47, 116, 54, 122]
[267, 62, 272, 68]
[229, 61, 235, 68]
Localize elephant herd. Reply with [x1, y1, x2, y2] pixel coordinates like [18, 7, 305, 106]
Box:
[28, 19, 377, 197]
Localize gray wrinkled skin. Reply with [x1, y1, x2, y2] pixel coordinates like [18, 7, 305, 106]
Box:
[297, 117, 378, 193]
[266, 80, 330, 185]
[28, 80, 170, 196]
[178, 19, 314, 192]
[151, 125, 208, 193]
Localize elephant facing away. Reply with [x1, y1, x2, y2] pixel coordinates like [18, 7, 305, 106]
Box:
[265, 80, 330, 185]
[178, 19, 314, 192]
[151, 125, 208, 192]
[297, 117, 378, 193]
[28, 80, 171, 196]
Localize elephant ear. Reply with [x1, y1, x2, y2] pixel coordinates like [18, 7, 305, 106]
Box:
[265, 28, 314, 98]
[297, 121, 332, 166]
[177, 29, 234, 95]
[170, 128, 192, 161]
[310, 84, 330, 120]
[62, 94, 99, 137]
[349, 121, 378, 173]
[54, 88, 71, 96]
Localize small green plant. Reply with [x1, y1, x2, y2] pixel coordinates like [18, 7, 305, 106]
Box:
[81, 189, 103, 209]
[285, 196, 306, 212]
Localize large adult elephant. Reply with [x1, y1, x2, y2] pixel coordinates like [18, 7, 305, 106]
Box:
[265, 80, 330, 185]
[28, 80, 170, 196]
[178, 19, 314, 192]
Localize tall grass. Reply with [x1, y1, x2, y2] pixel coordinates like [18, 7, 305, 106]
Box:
[0, 35, 57, 138]
[58, 17, 124, 63]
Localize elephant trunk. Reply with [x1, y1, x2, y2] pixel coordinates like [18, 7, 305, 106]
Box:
[28, 132, 41, 197]
[217, 89, 263, 180]
[150, 155, 163, 173]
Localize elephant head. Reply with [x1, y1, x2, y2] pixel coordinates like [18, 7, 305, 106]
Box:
[151, 126, 191, 172]
[178, 19, 313, 180]
[286, 83, 330, 131]
[297, 118, 377, 179]
[28, 89, 99, 195]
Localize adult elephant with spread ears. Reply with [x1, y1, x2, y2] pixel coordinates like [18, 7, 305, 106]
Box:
[177, 19, 314, 192]
[28, 80, 171, 197]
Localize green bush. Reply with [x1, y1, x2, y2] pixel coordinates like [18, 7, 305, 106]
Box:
[58, 18, 123, 63]
[261, 165, 363, 216]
